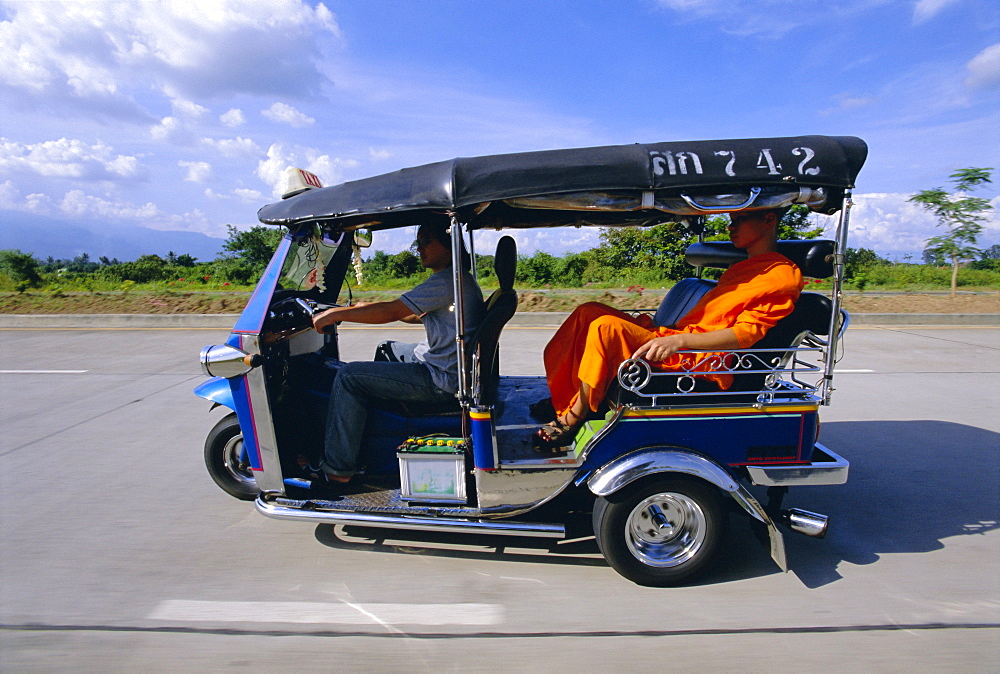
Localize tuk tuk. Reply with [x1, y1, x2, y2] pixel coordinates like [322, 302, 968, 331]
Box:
[196, 135, 868, 586]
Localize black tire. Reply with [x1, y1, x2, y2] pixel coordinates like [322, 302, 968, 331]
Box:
[204, 413, 258, 501]
[593, 475, 725, 586]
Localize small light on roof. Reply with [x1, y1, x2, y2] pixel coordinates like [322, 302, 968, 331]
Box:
[282, 167, 323, 199]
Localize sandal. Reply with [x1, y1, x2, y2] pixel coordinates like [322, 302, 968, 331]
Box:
[531, 410, 585, 453]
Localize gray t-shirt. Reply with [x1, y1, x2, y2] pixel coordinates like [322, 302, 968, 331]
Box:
[399, 267, 485, 393]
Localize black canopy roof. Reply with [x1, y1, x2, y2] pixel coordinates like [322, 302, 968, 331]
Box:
[258, 135, 867, 231]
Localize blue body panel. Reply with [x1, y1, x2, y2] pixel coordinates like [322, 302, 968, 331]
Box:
[215, 236, 293, 472]
[226, 372, 264, 471]
[192, 369, 263, 470]
[293, 358, 463, 473]
[193, 377, 236, 411]
[583, 407, 818, 471]
[231, 235, 291, 337]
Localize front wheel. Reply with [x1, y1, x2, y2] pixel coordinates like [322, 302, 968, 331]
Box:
[204, 413, 258, 501]
[593, 475, 725, 586]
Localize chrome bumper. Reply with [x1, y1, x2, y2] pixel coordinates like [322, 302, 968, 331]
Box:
[746, 442, 849, 487]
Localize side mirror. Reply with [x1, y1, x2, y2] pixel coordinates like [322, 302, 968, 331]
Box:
[353, 229, 373, 248]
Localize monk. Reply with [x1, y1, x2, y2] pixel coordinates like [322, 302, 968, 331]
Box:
[536, 207, 804, 448]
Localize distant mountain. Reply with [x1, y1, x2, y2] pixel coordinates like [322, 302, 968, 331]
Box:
[0, 210, 227, 262]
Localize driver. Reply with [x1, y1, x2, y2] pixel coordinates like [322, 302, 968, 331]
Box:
[535, 207, 803, 449]
[310, 221, 485, 488]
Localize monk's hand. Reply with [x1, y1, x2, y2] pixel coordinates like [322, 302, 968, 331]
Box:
[632, 334, 686, 362]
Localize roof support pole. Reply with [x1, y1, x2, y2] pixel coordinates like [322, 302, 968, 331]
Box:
[449, 213, 470, 406]
[823, 190, 852, 404]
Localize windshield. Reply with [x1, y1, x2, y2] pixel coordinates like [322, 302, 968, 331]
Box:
[277, 224, 344, 294]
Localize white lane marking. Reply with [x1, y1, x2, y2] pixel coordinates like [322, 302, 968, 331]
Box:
[836, 369, 875, 373]
[147, 600, 503, 625]
[0, 369, 89, 374]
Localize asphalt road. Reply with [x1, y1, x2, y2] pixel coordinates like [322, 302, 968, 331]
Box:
[1, 324, 998, 671]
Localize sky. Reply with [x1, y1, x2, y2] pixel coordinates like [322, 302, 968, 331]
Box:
[1, 0, 998, 262]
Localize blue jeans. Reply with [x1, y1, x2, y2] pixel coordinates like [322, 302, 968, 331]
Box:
[321, 361, 455, 477]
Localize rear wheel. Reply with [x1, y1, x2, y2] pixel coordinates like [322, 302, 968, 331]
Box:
[593, 475, 724, 586]
[204, 413, 258, 501]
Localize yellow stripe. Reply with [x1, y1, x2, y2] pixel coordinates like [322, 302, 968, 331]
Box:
[624, 404, 818, 418]
[469, 411, 491, 420]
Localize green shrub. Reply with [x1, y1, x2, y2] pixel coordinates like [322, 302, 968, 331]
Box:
[0, 249, 43, 288]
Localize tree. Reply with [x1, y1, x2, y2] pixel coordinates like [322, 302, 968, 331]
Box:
[363, 250, 421, 281]
[910, 167, 994, 296]
[968, 243, 1000, 272]
[777, 204, 824, 240]
[701, 206, 824, 241]
[474, 253, 495, 280]
[0, 249, 43, 289]
[844, 247, 885, 279]
[222, 224, 284, 270]
[922, 249, 945, 266]
[98, 255, 171, 283]
[595, 221, 692, 281]
[517, 251, 559, 285]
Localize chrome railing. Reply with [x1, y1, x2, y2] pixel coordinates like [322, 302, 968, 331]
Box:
[616, 344, 826, 407]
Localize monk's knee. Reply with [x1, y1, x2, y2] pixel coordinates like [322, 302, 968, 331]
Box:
[590, 315, 630, 342]
[572, 301, 614, 320]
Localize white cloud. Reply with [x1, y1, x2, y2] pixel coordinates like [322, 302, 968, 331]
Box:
[966, 43, 1000, 89]
[820, 92, 877, 116]
[150, 116, 196, 145]
[35, 187, 220, 235]
[650, 0, 812, 37]
[0, 180, 20, 207]
[848, 192, 1000, 260]
[262, 102, 315, 128]
[24, 193, 53, 212]
[369, 147, 392, 161]
[59, 189, 159, 220]
[202, 187, 263, 204]
[234, 187, 265, 203]
[171, 98, 209, 118]
[201, 136, 261, 158]
[0, 0, 342, 109]
[256, 143, 358, 197]
[0, 137, 142, 180]
[220, 108, 246, 127]
[912, 0, 961, 24]
[179, 160, 212, 183]
[106, 155, 140, 177]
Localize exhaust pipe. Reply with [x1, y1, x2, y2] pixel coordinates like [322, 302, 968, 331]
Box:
[779, 508, 828, 538]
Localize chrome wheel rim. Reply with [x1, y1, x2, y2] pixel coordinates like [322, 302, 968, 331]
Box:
[625, 492, 707, 568]
[222, 433, 256, 488]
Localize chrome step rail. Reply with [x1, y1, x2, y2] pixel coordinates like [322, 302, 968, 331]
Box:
[255, 496, 566, 538]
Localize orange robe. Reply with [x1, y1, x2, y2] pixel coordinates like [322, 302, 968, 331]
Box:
[543, 252, 803, 416]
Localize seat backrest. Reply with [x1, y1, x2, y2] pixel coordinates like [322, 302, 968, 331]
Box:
[465, 236, 518, 405]
[754, 292, 834, 346]
[728, 291, 835, 392]
[656, 239, 835, 330]
[685, 239, 836, 278]
[653, 277, 717, 328]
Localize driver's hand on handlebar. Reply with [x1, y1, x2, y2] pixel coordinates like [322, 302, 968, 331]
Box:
[312, 308, 339, 334]
[632, 334, 686, 363]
